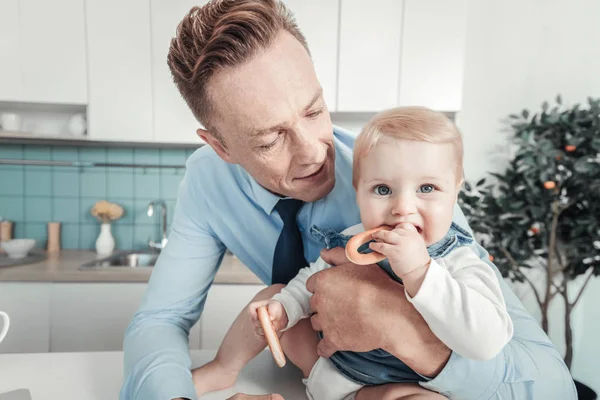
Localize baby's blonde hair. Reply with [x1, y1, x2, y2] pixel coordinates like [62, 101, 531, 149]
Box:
[353, 106, 464, 188]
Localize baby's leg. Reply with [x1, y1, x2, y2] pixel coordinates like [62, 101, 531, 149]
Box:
[192, 284, 285, 396]
[355, 383, 446, 400]
[280, 318, 320, 378]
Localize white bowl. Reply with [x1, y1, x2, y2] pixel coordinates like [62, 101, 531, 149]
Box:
[1, 239, 36, 259]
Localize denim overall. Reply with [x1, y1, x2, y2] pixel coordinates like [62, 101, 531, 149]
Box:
[309, 223, 474, 385]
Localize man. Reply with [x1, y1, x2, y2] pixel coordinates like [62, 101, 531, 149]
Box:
[121, 1, 576, 399]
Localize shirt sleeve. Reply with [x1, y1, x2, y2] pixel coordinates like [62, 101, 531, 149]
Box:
[271, 257, 330, 330]
[406, 246, 514, 361]
[120, 166, 225, 400]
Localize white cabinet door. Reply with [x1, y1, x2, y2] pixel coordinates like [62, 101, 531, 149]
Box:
[337, 0, 403, 112]
[20, 0, 87, 105]
[150, 0, 207, 144]
[0, 283, 51, 354]
[200, 284, 265, 349]
[283, 0, 340, 112]
[0, 0, 22, 102]
[50, 283, 201, 352]
[85, 0, 154, 142]
[398, 0, 468, 111]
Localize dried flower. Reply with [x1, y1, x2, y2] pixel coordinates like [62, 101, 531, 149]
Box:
[91, 200, 124, 224]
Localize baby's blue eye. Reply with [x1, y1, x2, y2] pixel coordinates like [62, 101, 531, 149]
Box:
[374, 185, 391, 196]
[418, 184, 435, 193]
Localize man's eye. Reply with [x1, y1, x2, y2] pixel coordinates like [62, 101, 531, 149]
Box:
[418, 184, 435, 193]
[307, 109, 323, 119]
[260, 133, 283, 150]
[374, 185, 391, 195]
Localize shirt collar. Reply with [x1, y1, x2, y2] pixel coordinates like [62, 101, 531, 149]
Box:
[248, 174, 282, 215]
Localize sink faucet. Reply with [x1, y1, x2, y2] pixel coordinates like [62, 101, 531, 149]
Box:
[147, 200, 168, 250]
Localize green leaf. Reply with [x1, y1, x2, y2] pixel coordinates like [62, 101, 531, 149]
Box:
[592, 138, 600, 151]
[476, 178, 486, 187]
[509, 114, 520, 119]
[522, 109, 530, 119]
[574, 158, 594, 173]
[556, 94, 563, 104]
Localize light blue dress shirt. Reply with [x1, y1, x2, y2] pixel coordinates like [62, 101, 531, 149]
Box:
[121, 126, 576, 400]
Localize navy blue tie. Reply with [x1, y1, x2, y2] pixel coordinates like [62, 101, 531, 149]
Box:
[272, 199, 308, 284]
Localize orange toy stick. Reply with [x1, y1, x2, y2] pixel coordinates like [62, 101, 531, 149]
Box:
[257, 305, 286, 367]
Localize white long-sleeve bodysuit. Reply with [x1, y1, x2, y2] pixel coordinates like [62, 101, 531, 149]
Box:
[272, 223, 514, 362]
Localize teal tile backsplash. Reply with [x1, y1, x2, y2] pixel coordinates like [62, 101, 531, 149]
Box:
[0, 144, 196, 250]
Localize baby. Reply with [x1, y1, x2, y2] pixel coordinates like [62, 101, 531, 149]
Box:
[193, 107, 514, 400]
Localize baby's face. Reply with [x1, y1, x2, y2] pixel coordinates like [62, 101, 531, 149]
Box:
[355, 138, 460, 246]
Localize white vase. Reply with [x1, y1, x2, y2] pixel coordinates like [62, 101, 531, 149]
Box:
[95, 223, 115, 256]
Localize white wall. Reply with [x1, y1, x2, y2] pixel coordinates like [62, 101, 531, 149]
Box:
[458, 0, 600, 391]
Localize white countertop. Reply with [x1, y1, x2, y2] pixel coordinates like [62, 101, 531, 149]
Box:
[0, 350, 307, 400]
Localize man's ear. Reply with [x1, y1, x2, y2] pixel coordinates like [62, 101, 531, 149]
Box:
[197, 128, 234, 163]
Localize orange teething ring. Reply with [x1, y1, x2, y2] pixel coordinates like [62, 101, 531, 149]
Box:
[345, 226, 393, 265]
[257, 306, 286, 367]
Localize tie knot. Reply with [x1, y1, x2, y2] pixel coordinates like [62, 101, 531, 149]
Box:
[275, 198, 303, 224]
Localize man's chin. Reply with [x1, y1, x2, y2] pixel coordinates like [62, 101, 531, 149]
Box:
[297, 176, 335, 202]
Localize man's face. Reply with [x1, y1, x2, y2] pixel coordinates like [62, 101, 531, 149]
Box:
[201, 31, 336, 202]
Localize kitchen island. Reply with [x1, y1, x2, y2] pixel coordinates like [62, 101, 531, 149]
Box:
[0, 350, 307, 400]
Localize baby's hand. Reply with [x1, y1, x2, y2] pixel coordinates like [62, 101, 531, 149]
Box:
[370, 222, 431, 277]
[248, 299, 288, 336]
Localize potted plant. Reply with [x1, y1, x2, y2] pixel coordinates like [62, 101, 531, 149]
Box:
[458, 95, 599, 400]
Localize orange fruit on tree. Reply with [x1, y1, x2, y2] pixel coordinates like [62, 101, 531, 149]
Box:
[544, 181, 556, 189]
[565, 145, 576, 152]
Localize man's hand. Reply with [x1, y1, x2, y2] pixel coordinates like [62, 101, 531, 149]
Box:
[226, 394, 284, 400]
[173, 394, 283, 400]
[306, 246, 451, 377]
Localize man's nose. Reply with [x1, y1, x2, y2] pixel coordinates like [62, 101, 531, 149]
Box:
[391, 193, 417, 216]
[294, 125, 322, 163]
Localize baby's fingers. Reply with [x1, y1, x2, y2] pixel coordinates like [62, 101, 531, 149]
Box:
[369, 241, 395, 256]
[248, 300, 270, 323]
[371, 229, 401, 245]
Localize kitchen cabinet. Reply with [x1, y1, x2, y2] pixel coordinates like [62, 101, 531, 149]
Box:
[0, 281, 263, 353]
[20, 0, 88, 104]
[283, 0, 340, 112]
[398, 0, 468, 111]
[50, 283, 201, 352]
[200, 284, 265, 349]
[150, 0, 208, 145]
[0, 283, 51, 354]
[0, 0, 22, 102]
[85, 0, 154, 142]
[0, 0, 87, 105]
[337, 0, 404, 112]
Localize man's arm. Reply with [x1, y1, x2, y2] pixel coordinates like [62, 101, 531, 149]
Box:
[120, 170, 225, 400]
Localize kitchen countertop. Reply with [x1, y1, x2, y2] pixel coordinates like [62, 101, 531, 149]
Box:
[0, 350, 307, 400]
[0, 250, 262, 284]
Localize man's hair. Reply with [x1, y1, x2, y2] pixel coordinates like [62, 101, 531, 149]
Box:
[353, 106, 464, 188]
[167, 0, 309, 141]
